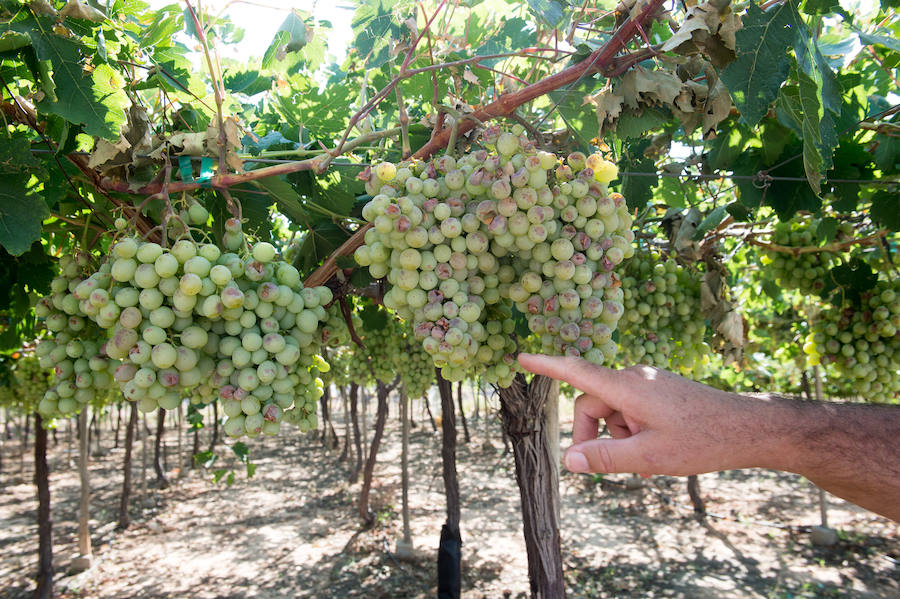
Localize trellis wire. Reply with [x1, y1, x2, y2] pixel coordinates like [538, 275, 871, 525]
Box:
[26, 149, 897, 185]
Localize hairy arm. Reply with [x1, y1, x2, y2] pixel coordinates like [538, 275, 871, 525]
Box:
[518, 353, 900, 522]
[759, 398, 900, 521]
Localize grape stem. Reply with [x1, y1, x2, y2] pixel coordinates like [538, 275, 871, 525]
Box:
[96, 46, 562, 197]
[339, 297, 366, 350]
[304, 223, 374, 288]
[395, 86, 411, 160]
[48, 212, 104, 233]
[439, 107, 486, 158]
[745, 229, 889, 256]
[412, 0, 667, 160]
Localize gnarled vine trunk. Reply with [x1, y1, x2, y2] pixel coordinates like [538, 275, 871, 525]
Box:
[320, 385, 338, 449]
[154, 408, 169, 488]
[687, 475, 705, 516]
[358, 380, 390, 525]
[456, 381, 470, 444]
[118, 403, 138, 529]
[424, 393, 438, 432]
[349, 383, 363, 482]
[436, 370, 461, 599]
[33, 414, 52, 599]
[498, 373, 565, 599]
[114, 404, 122, 449]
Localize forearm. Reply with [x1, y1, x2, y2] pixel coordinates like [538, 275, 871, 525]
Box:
[750, 396, 900, 521]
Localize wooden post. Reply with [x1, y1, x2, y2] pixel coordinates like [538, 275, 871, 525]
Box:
[544, 379, 561, 522]
[207, 402, 219, 452]
[141, 413, 147, 498]
[72, 410, 92, 571]
[20, 412, 28, 478]
[66, 416, 73, 469]
[813, 366, 829, 529]
[114, 404, 122, 449]
[424, 392, 438, 431]
[396, 385, 414, 558]
[339, 386, 350, 461]
[177, 403, 183, 479]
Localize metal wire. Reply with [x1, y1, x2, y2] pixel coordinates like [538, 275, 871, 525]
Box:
[25, 149, 896, 185]
[617, 171, 897, 186]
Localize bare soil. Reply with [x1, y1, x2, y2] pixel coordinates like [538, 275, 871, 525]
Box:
[1, 401, 898, 599]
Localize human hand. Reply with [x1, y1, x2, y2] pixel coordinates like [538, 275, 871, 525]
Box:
[517, 354, 765, 477]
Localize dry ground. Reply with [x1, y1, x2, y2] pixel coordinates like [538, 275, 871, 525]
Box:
[1, 398, 898, 599]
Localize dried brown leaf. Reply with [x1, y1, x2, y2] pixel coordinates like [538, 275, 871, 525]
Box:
[716, 310, 744, 348]
[702, 80, 732, 139]
[59, 0, 106, 22]
[87, 136, 131, 170]
[591, 91, 625, 134]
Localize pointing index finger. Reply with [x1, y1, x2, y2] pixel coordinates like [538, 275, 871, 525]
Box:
[517, 353, 625, 410]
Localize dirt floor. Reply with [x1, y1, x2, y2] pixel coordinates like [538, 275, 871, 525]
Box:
[1, 396, 898, 599]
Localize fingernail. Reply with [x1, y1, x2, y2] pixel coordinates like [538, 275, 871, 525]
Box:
[565, 451, 589, 473]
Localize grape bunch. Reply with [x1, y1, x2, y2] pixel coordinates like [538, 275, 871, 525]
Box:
[760, 219, 837, 295]
[364, 316, 434, 397]
[354, 127, 632, 386]
[805, 280, 900, 402]
[618, 252, 710, 375]
[33, 252, 120, 419]
[11, 354, 54, 416]
[57, 218, 333, 438]
[324, 306, 434, 398]
[402, 338, 435, 399]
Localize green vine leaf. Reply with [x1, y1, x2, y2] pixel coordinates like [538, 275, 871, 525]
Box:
[296, 222, 349, 275]
[617, 139, 658, 211]
[252, 175, 310, 225]
[474, 17, 537, 67]
[9, 16, 129, 139]
[352, 0, 401, 68]
[0, 159, 49, 256]
[720, 2, 795, 126]
[858, 33, 900, 54]
[870, 191, 900, 231]
[525, 0, 568, 31]
[798, 70, 825, 194]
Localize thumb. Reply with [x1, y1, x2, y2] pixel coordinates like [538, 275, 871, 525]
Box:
[563, 437, 650, 475]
